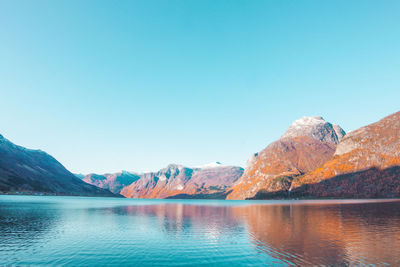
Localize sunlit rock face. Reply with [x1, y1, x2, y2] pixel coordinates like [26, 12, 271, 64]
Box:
[0, 134, 117, 197]
[281, 116, 345, 145]
[227, 116, 345, 200]
[82, 162, 244, 199]
[290, 111, 400, 198]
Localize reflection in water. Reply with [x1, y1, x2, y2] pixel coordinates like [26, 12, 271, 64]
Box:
[1, 196, 400, 266]
[110, 204, 244, 236]
[234, 203, 400, 266]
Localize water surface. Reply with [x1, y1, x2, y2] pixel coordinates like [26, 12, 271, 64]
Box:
[1, 196, 400, 266]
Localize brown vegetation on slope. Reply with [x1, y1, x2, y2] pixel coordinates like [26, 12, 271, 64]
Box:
[289, 111, 400, 198]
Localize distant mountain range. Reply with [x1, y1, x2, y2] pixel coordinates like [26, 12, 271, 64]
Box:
[81, 162, 244, 199]
[1, 110, 399, 199]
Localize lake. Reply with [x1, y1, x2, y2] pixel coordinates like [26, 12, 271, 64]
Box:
[1, 196, 400, 266]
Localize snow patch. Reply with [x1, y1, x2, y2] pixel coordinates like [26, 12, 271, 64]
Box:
[281, 116, 346, 145]
[176, 184, 184, 190]
[194, 162, 224, 169]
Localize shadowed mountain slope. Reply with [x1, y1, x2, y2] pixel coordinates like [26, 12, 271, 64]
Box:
[0, 134, 118, 197]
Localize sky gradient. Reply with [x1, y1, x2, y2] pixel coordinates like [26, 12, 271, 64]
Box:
[1, 0, 400, 174]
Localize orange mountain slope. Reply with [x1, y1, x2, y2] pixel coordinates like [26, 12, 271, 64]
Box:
[290, 111, 400, 198]
[227, 116, 345, 200]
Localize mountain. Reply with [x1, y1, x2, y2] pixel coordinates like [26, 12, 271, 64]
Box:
[82, 162, 244, 199]
[0, 134, 118, 197]
[227, 116, 345, 200]
[82, 171, 141, 194]
[288, 111, 400, 198]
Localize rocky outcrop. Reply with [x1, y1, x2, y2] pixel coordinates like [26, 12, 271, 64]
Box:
[281, 116, 345, 145]
[227, 116, 345, 200]
[289, 111, 400, 198]
[0, 134, 118, 197]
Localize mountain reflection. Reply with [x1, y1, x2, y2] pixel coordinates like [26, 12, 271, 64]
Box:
[239, 202, 400, 265]
[106, 204, 244, 236]
[106, 201, 400, 266]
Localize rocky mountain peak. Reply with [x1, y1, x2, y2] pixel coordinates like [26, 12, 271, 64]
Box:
[165, 163, 185, 169]
[162, 164, 187, 174]
[281, 116, 345, 145]
[227, 115, 345, 200]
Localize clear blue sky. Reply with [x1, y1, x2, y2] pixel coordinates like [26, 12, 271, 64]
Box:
[1, 0, 399, 174]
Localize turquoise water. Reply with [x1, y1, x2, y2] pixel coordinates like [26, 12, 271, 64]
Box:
[1, 196, 400, 266]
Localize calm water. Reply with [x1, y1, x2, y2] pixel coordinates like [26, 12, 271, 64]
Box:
[1, 196, 400, 266]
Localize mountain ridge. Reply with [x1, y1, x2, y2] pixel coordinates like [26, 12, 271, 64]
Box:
[2, 111, 399, 200]
[0, 134, 119, 197]
[81, 163, 244, 199]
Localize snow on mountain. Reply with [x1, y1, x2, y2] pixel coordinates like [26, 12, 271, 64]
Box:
[281, 116, 346, 145]
[194, 162, 224, 169]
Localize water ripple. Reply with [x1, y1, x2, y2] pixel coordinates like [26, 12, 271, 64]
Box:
[1, 196, 400, 266]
